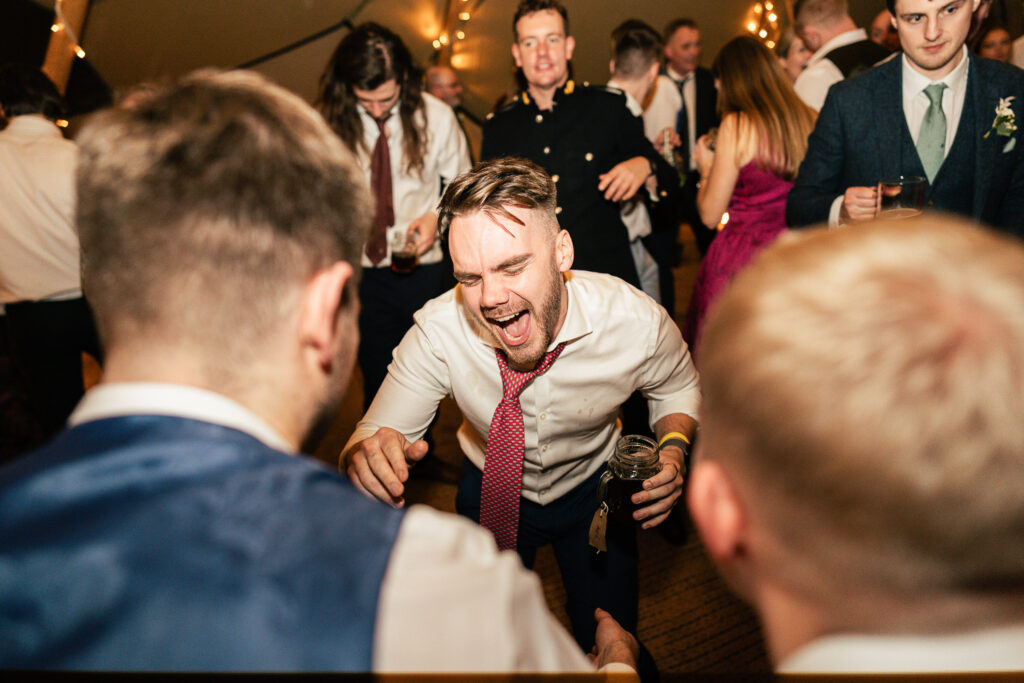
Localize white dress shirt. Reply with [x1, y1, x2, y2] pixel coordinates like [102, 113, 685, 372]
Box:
[69, 383, 608, 673]
[0, 115, 82, 305]
[902, 45, 970, 154]
[1012, 35, 1024, 70]
[642, 74, 683, 148]
[345, 270, 701, 505]
[828, 47, 971, 226]
[795, 28, 871, 112]
[665, 66, 698, 171]
[779, 625, 1024, 673]
[356, 92, 470, 268]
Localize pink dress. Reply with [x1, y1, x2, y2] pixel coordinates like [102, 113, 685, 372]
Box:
[683, 161, 792, 359]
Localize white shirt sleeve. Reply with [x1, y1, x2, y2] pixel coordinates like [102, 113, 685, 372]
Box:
[373, 505, 600, 672]
[343, 316, 452, 454]
[426, 93, 472, 189]
[643, 75, 683, 146]
[638, 305, 701, 426]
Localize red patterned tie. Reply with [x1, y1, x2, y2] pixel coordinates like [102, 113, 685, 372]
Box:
[480, 343, 566, 551]
[366, 114, 394, 265]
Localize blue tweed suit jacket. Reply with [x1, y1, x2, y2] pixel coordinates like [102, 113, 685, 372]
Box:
[787, 53, 1024, 239]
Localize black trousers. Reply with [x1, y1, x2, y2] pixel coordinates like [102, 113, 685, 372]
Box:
[357, 262, 446, 410]
[3, 297, 101, 439]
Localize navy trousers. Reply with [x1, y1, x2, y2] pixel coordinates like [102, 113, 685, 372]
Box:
[455, 461, 639, 652]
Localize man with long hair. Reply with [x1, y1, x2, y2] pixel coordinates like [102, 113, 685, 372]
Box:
[319, 23, 470, 410]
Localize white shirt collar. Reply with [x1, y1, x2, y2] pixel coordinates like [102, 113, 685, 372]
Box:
[2, 114, 65, 138]
[665, 66, 694, 84]
[606, 79, 643, 116]
[69, 382, 294, 453]
[902, 45, 970, 94]
[779, 624, 1024, 673]
[806, 28, 869, 67]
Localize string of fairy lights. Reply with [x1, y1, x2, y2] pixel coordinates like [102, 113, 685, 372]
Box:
[432, 0, 485, 53]
[47, 0, 789, 98]
[745, 1, 784, 50]
[50, 0, 87, 60]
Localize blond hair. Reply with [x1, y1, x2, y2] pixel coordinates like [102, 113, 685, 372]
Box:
[700, 217, 1024, 603]
[712, 36, 816, 180]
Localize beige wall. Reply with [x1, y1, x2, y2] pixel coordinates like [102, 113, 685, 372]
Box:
[77, 0, 889, 113]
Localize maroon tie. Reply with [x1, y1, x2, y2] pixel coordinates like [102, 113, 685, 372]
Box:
[480, 343, 566, 551]
[366, 114, 394, 265]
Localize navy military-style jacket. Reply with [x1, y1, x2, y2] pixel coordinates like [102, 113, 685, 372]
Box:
[482, 80, 677, 287]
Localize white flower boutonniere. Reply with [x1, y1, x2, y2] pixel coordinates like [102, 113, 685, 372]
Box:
[984, 96, 1018, 152]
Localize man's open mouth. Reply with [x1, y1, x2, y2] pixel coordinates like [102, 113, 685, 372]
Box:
[488, 309, 531, 346]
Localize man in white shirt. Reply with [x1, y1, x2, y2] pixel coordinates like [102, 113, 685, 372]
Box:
[0, 69, 639, 674]
[644, 18, 719, 257]
[342, 158, 700, 666]
[689, 215, 1024, 673]
[793, 0, 891, 111]
[787, 0, 1024, 239]
[318, 24, 471, 411]
[0, 64, 101, 443]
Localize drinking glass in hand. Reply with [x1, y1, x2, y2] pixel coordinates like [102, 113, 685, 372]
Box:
[597, 435, 662, 525]
[877, 176, 925, 218]
[389, 231, 417, 274]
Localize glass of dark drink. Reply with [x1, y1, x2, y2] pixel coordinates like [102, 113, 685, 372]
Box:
[597, 435, 662, 525]
[389, 231, 417, 274]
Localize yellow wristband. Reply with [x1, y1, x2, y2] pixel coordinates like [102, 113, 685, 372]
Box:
[658, 431, 690, 447]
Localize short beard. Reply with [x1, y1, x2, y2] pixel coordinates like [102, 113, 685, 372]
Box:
[504, 266, 564, 371]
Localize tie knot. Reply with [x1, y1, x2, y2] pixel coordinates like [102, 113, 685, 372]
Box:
[923, 83, 946, 106]
[495, 343, 566, 399]
[374, 114, 391, 132]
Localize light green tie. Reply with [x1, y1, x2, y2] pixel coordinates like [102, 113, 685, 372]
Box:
[916, 83, 947, 183]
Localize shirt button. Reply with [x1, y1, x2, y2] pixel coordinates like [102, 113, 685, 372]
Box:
[555, 206, 562, 215]
[539, 412, 547, 420]
[585, 152, 594, 161]
[543, 146, 551, 154]
[551, 174, 559, 182]
[535, 114, 544, 123]
[541, 444, 549, 452]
